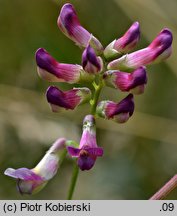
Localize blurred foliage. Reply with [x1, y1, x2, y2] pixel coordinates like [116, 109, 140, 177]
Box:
[0, 0, 177, 199]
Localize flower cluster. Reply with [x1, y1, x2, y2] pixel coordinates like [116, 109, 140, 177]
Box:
[4, 3, 173, 195]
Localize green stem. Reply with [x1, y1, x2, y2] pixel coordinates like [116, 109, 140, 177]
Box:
[91, 78, 104, 115]
[67, 163, 79, 200]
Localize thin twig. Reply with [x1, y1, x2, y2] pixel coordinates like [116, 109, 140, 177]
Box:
[149, 174, 177, 200]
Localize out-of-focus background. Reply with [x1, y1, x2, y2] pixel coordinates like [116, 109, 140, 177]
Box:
[0, 0, 177, 199]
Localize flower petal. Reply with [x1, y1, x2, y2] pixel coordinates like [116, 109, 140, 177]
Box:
[4, 168, 43, 181]
[86, 147, 104, 157]
[107, 48, 153, 71]
[67, 146, 81, 157]
[79, 115, 97, 149]
[77, 154, 96, 171]
[33, 138, 66, 180]
[114, 22, 140, 53]
[48, 138, 66, 153]
[149, 28, 173, 62]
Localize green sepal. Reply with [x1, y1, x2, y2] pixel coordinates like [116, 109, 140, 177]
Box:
[65, 140, 79, 148]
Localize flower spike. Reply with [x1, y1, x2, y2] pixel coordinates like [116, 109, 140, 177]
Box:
[57, 3, 103, 54]
[82, 45, 103, 74]
[103, 66, 147, 95]
[4, 138, 66, 195]
[108, 28, 173, 71]
[96, 94, 134, 123]
[46, 86, 91, 112]
[104, 22, 140, 59]
[67, 115, 103, 171]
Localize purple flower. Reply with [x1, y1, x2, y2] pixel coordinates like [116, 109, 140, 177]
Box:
[96, 94, 134, 123]
[57, 3, 103, 54]
[36, 48, 92, 84]
[103, 66, 147, 95]
[108, 28, 173, 71]
[82, 45, 103, 74]
[67, 115, 103, 171]
[104, 22, 140, 59]
[46, 86, 91, 112]
[4, 138, 66, 195]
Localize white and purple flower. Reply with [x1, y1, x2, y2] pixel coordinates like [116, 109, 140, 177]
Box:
[67, 115, 103, 171]
[57, 3, 103, 54]
[36, 48, 88, 84]
[103, 66, 147, 94]
[104, 22, 140, 59]
[4, 138, 66, 195]
[82, 45, 103, 74]
[96, 94, 134, 123]
[46, 86, 91, 112]
[108, 28, 173, 71]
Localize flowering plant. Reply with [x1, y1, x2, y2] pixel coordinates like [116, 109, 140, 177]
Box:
[4, 3, 174, 199]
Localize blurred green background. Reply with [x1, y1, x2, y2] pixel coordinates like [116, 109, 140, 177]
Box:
[0, 0, 177, 199]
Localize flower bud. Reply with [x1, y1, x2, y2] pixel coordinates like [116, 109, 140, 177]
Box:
[57, 3, 103, 54]
[107, 28, 172, 71]
[36, 48, 84, 83]
[96, 94, 134, 123]
[104, 22, 140, 59]
[67, 115, 103, 171]
[82, 45, 103, 74]
[4, 138, 66, 195]
[46, 86, 91, 112]
[103, 66, 147, 95]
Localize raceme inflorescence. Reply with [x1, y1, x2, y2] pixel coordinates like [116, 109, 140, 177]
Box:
[4, 3, 173, 198]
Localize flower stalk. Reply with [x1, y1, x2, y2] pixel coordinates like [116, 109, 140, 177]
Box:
[67, 163, 79, 200]
[91, 78, 104, 115]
